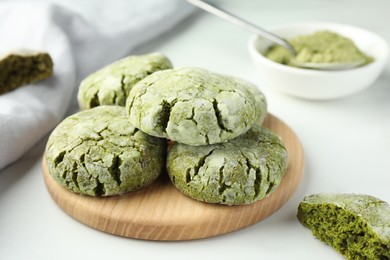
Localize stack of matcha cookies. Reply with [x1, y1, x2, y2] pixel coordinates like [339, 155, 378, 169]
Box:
[45, 53, 288, 206]
[126, 66, 286, 205]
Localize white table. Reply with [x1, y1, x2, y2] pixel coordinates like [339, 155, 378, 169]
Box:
[1, 1, 389, 259]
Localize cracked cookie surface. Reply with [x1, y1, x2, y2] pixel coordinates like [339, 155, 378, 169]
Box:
[167, 124, 288, 205]
[45, 106, 165, 196]
[298, 193, 390, 260]
[77, 53, 172, 110]
[126, 67, 260, 146]
[227, 76, 267, 124]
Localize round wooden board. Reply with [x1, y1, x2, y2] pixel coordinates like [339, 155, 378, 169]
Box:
[42, 114, 304, 241]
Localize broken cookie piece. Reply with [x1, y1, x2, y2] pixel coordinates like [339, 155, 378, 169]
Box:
[167, 124, 288, 205]
[77, 53, 172, 110]
[0, 49, 53, 95]
[44, 106, 166, 196]
[126, 67, 262, 146]
[298, 193, 390, 260]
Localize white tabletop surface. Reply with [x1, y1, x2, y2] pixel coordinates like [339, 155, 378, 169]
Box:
[1, 1, 390, 259]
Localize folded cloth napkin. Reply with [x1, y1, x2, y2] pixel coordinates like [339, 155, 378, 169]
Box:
[0, 0, 194, 170]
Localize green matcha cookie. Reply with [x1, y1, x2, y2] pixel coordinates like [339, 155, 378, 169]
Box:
[77, 53, 172, 110]
[0, 49, 53, 95]
[298, 193, 390, 260]
[167, 124, 288, 205]
[45, 106, 165, 196]
[126, 67, 259, 146]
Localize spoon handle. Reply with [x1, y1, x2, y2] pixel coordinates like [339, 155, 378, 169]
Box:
[187, 0, 296, 55]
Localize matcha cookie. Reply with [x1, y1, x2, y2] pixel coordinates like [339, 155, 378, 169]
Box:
[298, 193, 390, 260]
[0, 49, 53, 95]
[45, 106, 165, 196]
[167, 124, 288, 205]
[77, 53, 172, 110]
[126, 67, 259, 146]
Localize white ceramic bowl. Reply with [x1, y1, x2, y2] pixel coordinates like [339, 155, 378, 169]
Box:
[248, 22, 389, 100]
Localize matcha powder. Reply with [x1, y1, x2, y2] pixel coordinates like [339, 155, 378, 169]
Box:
[265, 30, 373, 67]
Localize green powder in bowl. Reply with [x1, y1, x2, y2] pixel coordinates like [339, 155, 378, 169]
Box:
[264, 30, 373, 67]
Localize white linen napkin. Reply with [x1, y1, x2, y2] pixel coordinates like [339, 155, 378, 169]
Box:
[0, 0, 194, 170]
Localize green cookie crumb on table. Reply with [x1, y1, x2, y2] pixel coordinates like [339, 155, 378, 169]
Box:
[45, 106, 166, 196]
[77, 53, 172, 110]
[126, 67, 263, 146]
[0, 49, 53, 95]
[167, 124, 288, 205]
[265, 31, 373, 67]
[298, 193, 390, 260]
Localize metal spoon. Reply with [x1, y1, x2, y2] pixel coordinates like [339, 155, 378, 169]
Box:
[187, 0, 365, 70]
